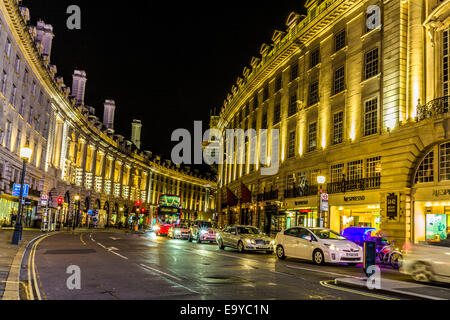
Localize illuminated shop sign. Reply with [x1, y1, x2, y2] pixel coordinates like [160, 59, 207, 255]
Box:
[432, 189, 450, 197]
[344, 196, 366, 202]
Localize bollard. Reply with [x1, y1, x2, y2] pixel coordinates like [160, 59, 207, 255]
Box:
[363, 241, 377, 277]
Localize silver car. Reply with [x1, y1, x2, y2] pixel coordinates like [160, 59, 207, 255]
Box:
[400, 240, 450, 284]
[216, 225, 274, 253]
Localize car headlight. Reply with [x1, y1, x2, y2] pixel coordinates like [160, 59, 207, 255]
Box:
[153, 225, 160, 232]
[325, 244, 339, 251]
[200, 230, 208, 235]
[271, 240, 275, 245]
[175, 230, 181, 235]
[246, 239, 256, 245]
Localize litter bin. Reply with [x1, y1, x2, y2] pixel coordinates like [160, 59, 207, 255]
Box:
[363, 241, 377, 277]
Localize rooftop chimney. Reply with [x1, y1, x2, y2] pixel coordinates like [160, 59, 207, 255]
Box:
[35, 20, 54, 58]
[131, 120, 142, 149]
[72, 70, 87, 106]
[103, 100, 116, 130]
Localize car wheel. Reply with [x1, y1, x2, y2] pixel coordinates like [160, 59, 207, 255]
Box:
[218, 239, 225, 250]
[276, 245, 286, 260]
[237, 241, 246, 253]
[313, 249, 325, 265]
[411, 262, 433, 283]
[390, 253, 402, 270]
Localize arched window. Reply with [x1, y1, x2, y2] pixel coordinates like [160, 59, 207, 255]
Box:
[415, 151, 434, 183]
[439, 142, 450, 181]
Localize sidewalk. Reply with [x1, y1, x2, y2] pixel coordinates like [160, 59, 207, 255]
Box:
[0, 229, 44, 300]
[335, 277, 450, 300]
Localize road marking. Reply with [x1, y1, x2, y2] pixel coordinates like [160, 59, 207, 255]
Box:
[109, 237, 121, 241]
[138, 264, 199, 295]
[97, 242, 106, 249]
[80, 233, 86, 246]
[285, 263, 360, 279]
[28, 234, 53, 300]
[320, 280, 399, 300]
[110, 251, 129, 260]
[139, 264, 182, 282]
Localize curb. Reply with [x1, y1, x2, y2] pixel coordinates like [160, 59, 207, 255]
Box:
[1, 232, 54, 301]
[334, 278, 447, 300]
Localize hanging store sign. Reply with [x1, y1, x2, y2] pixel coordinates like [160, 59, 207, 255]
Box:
[386, 193, 398, 220]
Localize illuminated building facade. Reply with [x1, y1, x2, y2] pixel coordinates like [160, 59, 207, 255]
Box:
[214, 0, 450, 245]
[0, 0, 216, 228]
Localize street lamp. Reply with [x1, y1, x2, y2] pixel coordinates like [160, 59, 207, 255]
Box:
[317, 175, 326, 228]
[74, 195, 80, 230]
[11, 144, 32, 245]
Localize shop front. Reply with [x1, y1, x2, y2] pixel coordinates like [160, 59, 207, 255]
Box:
[0, 194, 19, 227]
[281, 197, 321, 231]
[329, 191, 382, 234]
[413, 186, 450, 242]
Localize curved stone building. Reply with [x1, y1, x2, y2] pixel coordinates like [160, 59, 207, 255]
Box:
[0, 0, 216, 229]
[214, 0, 450, 245]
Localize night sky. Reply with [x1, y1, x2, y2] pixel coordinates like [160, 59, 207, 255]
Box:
[23, 0, 306, 160]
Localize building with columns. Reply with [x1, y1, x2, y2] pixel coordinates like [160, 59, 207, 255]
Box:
[0, 0, 216, 228]
[213, 0, 450, 245]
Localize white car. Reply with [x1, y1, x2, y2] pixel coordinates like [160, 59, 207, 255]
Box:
[400, 240, 450, 284]
[275, 227, 363, 265]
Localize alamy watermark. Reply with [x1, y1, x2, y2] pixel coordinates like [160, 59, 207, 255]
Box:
[66, 5, 81, 30]
[171, 122, 280, 176]
[66, 265, 81, 290]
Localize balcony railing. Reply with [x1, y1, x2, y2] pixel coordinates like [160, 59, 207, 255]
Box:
[257, 190, 279, 202]
[284, 185, 318, 199]
[417, 96, 449, 121]
[327, 177, 381, 194]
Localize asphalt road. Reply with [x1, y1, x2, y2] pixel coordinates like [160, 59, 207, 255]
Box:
[20, 231, 418, 300]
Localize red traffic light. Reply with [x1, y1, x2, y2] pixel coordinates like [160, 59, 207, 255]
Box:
[136, 200, 142, 207]
[141, 208, 146, 213]
[57, 197, 63, 205]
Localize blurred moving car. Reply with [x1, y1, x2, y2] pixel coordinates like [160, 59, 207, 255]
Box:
[275, 227, 363, 265]
[168, 223, 190, 240]
[188, 220, 217, 243]
[400, 239, 450, 283]
[216, 225, 274, 253]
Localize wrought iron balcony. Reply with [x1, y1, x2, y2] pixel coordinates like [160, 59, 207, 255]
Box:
[284, 185, 319, 199]
[417, 96, 449, 121]
[327, 177, 381, 194]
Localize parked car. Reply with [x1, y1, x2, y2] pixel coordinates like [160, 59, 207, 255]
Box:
[275, 227, 363, 265]
[168, 223, 190, 240]
[188, 220, 217, 243]
[400, 239, 450, 283]
[216, 225, 274, 253]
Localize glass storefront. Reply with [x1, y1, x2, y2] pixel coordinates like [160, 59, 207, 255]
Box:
[0, 196, 19, 226]
[414, 200, 450, 242]
[331, 204, 381, 234]
[272, 208, 319, 233]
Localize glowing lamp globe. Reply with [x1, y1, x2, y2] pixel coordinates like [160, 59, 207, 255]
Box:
[317, 176, 326, 185]
[20, 146, 32, 161]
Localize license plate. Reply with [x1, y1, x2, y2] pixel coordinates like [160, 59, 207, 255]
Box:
[347, 253, 359, 257]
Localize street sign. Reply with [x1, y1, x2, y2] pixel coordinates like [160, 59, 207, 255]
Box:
[41, 200, 48, 206]
[41, 194, 49, 201]
[320, 193, 329, 211]
[12, 184, 29, 197]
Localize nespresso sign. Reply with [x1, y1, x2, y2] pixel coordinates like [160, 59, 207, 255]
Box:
[344, 196, 366, 202]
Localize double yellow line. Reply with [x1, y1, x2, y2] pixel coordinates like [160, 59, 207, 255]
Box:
[26, 234, 52, 300]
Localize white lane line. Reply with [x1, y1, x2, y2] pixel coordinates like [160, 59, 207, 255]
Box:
[139, 263, 182, 282]
[110, 251, 129, 260]
[284, 263, 360, 279]
[97, 242, 106, 249]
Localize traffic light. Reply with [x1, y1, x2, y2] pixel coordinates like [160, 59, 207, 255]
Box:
[141, 208, 146, 214]
[136, 200, 142, 207]
[57, 197, 63, 210]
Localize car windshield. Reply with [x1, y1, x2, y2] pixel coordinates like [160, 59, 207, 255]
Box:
[311, 229, 346, 240]
[178, 224, 189, 229]
[237, 227, 260, 235]
[198, 222, 212, 228]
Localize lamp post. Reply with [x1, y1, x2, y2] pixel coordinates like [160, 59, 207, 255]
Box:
[73, 195, 80, 230]
[317, 175, 326, 228]
[11, 144, 32, 245]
